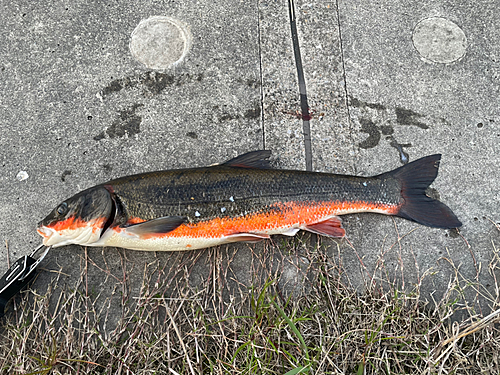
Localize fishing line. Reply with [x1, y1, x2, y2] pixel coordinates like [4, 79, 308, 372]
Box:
[287, 0, 317, 250]
[287, 0, 313, 172]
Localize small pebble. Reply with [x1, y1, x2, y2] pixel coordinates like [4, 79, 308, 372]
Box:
[16, 171, 29, 181]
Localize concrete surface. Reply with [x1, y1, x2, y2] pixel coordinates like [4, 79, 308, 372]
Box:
[338, 0, 499, 315]
[0, 0, 499, 324]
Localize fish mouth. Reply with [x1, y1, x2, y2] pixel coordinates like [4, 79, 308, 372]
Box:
[37, 220, 104, 247]
[37, 226, 56, 246]
[37, 226, 54, 238]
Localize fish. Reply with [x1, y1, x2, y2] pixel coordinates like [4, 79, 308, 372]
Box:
[37, 150, 461, 251]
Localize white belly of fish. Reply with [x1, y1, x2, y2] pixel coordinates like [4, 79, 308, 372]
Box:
[86, 225, 304, 251]
[96, 231, 227, 251]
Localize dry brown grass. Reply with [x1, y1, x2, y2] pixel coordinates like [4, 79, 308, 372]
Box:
[1, 225, 499, 374]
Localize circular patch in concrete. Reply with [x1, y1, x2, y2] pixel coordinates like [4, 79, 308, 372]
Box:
[130, 16, 192, 70]
[412, 17, 467, 64]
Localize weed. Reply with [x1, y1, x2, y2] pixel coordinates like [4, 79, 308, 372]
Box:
[0, 225, 499, 374]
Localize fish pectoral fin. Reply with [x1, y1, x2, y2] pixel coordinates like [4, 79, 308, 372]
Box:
[124, 216, 186, 236]
[222, 150, 272, 169]
[223, 232, 271, 244]
[303, 217, 345, 238]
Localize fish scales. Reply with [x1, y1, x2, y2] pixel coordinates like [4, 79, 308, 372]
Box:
[108, 167, 401, 224]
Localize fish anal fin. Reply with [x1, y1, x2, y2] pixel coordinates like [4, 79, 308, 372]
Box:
[304, 217, 345, 238]
[124, 216, 186, 237]
[223, 232, 270, 244]
[222, 150, 272, 169]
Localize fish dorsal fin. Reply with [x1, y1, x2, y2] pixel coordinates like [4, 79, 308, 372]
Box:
[303, 217, 346, 238]
[124, 216, 186, 236]
[222, 150, 272, 169]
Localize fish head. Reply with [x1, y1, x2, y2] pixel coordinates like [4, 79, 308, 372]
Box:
[37, 186, 114, 247]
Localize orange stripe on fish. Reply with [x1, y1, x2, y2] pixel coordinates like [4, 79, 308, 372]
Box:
[44, 216, 106, 234]
[127, 217, 147, 225]
[136, 200, 400, 240]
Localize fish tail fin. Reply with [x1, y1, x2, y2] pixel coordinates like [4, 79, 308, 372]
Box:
[386, 154, 462, 229]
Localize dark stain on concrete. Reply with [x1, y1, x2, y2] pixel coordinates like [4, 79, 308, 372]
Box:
[358, 118, 381, 149]
[94, 104, 143, 140]
[216, 103, 261, 123]
[395, 107, 429, 129]
[447, 228, 460, 238]
[358, 117, 412, 163]
[440, 117, 452, 126]
[349, 96, 386, 110]
[244, 104, 261, 119]
[186, 132, 198, 139]
[219, 113, 236, 122]
[101, 72, 204, 97]
[61, 170, 72, 182]
[141, 74, 176, 95]
[380, 125, 394, 135]
[389, 138, 411, 164]
[238, 78, 260, 89]
[102, 79, 127, 96]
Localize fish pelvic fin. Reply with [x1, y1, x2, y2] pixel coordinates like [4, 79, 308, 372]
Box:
[222, 150, 272, 169]
[124, 216, 187, 237]
[303, 217, 346, 238]
[386, 154, 462, 229]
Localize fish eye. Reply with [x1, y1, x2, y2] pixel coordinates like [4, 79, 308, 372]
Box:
[56, 202, 68, 216]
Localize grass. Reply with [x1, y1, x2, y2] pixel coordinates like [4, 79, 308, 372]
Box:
[0, 223, 499, 374]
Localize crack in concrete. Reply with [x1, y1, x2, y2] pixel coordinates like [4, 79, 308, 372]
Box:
[287, 0, 313, 171]
[256, 1, 266, 150]
[335, 0, 356, 173]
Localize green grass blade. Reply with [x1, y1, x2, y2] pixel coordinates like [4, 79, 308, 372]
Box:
[272, 299, 310, 361]
[284, 365, 310, 375]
